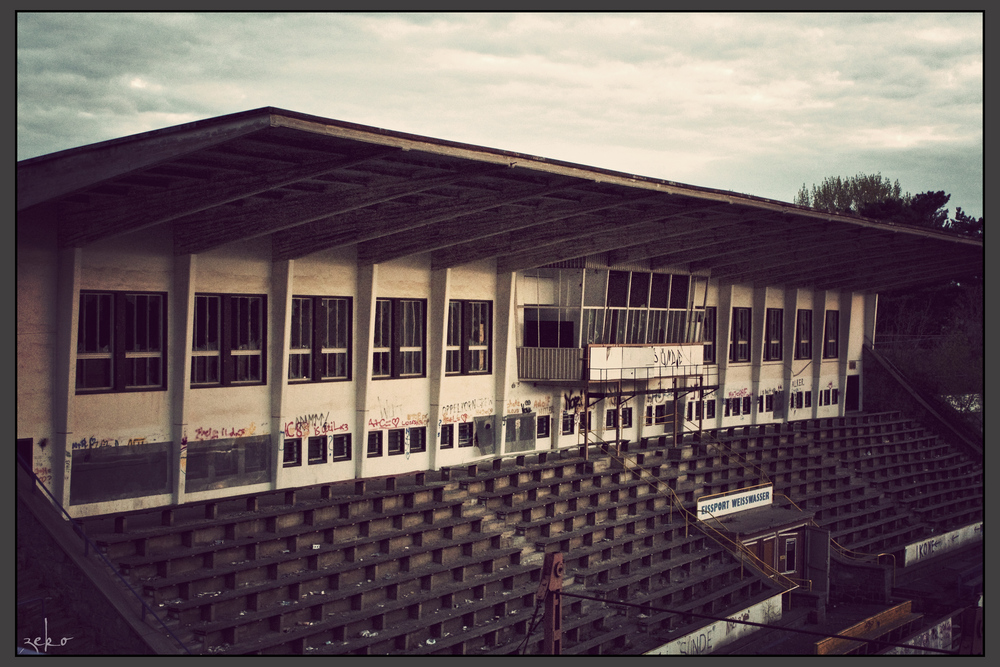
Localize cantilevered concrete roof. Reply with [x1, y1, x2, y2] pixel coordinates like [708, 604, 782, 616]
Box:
[17, 106, 982, 293]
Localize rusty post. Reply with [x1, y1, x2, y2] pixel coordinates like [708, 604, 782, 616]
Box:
[536, 552, 564, 655]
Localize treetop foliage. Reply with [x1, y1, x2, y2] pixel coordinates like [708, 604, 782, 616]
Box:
[795, 172, 983, 239]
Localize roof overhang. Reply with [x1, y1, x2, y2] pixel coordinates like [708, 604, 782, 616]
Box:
[17, 106, 983, 293]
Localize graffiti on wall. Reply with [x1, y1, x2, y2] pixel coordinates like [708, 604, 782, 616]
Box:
[563, 391, 585, 411]
[192, 423, 259, 441]
[368, 413, 428, 430]
[284, 412, 349, 438]
[441, 397, 493, 424]
[71, 435, 150, 450]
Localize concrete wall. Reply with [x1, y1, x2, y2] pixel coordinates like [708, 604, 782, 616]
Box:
[17, 207, 874, 517]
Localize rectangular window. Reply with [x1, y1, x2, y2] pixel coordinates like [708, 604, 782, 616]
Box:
[332, 434, 351, 461]
[579, 411, 592, 431]
[795, 309, 812, 360]
[561, 412, 575, 435]
[706, 399, 716, 419]
[703, 307, 716, 365]
[77, 291, 167, 392]
[537, 415, 550, 439]
[823, 310, 839, 359]
[765, 308, 783, 361]
[606, 409, 618, 429]
[783, 537, 797, 573]
[832, 388, 839, 405]
[308, 436, 327, 464]
[440, 423, 454, 449]
[742, 396, 752, 415]
[804, 391, 812, 408]
[409, 427, 427, 453]
[730, 307, 751, 362]
[654, 403, 669, 425]
[283, 438, 302, 467]
[192, 294, 266, 386]
[367, 431, 383, 458]
[621, 407, 633, 428]
[458, 422, 475, 447]
[446, 300, 492, 375]
[289, 296, 351, 382]
[374, 298, 426, 378]
[766, 393, 774, 412]
[388, 429, 405, 455]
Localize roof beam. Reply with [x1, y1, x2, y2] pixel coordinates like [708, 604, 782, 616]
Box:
[18, 112, 274, 211]
[272, 176, 577, 261]
[493, 210, 739, 273]
[354, 179, 586, 264]
[174, 164, 502, 255]
[58, 147, 398, 247]
[358, 193, 657, 266]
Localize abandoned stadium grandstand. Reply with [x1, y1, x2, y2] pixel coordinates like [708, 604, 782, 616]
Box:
[16, 107, 983, 655]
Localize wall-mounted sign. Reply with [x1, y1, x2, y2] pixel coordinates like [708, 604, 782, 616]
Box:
[588, 344, 704, 381]
[697, 485, 773, 519]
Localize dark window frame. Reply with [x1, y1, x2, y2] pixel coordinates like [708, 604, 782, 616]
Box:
[537, 415, 551, 438]
[332, 433, 352, 461]
[192, 293, 267, 387]
[446, 300, 493, 375]
[308, 435, 328, 464]
[367, 431, 383, 458]
[561, 412, 575, 435]
[458, 422, 475, 447]
[703, 306, 717, 365]
[283, 438, 302, 467]
[373, 298, 427, 379]
[795, 309, 812, 360]
[823, 310, 840, 359]
[289, 295, 352, 383]
[76, 290, 168, 393]
[440, 423, 455, 449]
[764, 308, 783, 361]
[729, 307, 751, 363]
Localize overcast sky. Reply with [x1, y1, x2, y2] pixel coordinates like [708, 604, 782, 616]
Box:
[16, 12, 984, 218]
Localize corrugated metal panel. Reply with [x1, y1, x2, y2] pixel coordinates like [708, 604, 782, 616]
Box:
[517, 347, 583, 381]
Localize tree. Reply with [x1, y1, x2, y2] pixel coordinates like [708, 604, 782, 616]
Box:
[796, 173, 983, 414]
[795, 172, 906, 215]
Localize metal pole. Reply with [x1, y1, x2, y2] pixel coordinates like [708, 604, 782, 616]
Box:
[537, 552, 564, 655]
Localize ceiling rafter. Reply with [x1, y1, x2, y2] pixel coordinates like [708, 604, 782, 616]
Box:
[493, 209, 740, 273]
[363, 192, 663, 266]
[58, 147, 399, 247]
[174, 163, 505, 255]
[272, 174, 577, 261]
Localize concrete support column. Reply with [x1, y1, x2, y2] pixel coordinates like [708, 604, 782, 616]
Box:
[171, 254, 196, 506]
[354, 263, 378, 479]
[713, 282, 734, 430]
[427, 268, 451, 471]
[270, 260, 293, 488]
[750, 284, 768, 425]
[494, 270, 517, 455]
[54, 247, 82, 509]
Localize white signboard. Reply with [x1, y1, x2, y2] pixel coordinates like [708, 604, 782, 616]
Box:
[697, 485, 773, 519]
[644, 592, 784, 655]
[904, 522, 983, 566]
[588, 344, 704, 381]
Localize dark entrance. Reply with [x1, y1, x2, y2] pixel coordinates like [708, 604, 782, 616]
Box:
[17, 438, 32, 468]
[845, 375, 860, 411]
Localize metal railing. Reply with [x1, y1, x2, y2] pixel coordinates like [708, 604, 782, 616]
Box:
[16, 453, 192, 654]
